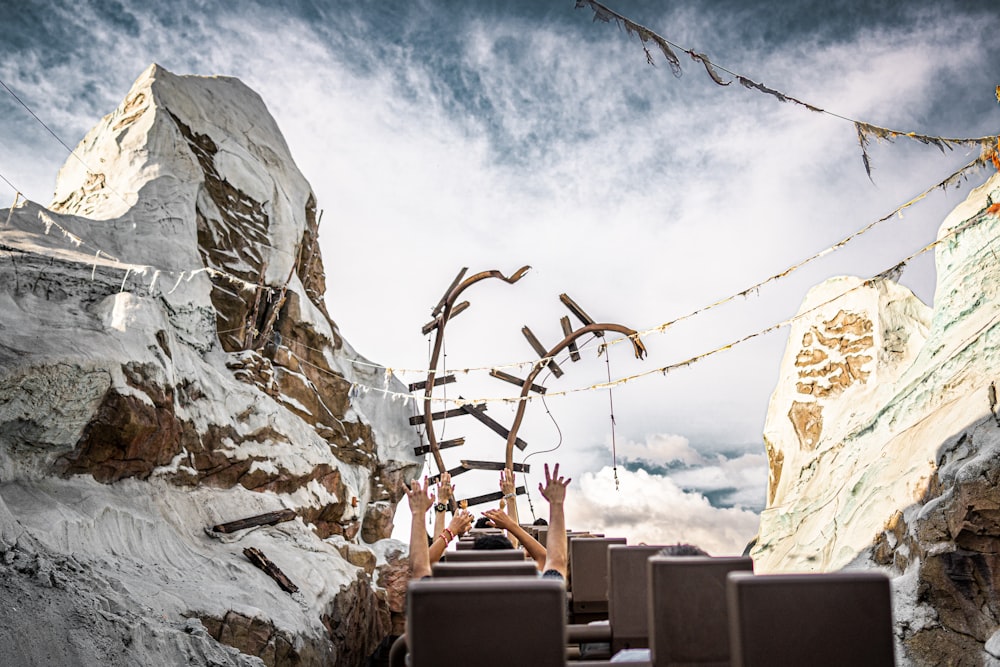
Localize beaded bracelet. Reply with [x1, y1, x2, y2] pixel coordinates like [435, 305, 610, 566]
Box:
[441, 528, 455, 543]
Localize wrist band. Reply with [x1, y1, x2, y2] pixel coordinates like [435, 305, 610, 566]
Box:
[503, 493, 516, 499]
[441, 528, 455, 542]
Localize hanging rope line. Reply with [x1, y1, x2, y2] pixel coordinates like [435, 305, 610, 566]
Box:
[574, 0, 1000, 180]
[600, 341, 620, 490]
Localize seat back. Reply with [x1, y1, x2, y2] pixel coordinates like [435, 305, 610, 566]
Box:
[606, 545, 667, 652]
[407, 577, 567, 667]
[569, 537, 627, 619]
[647, 555, 753, 666]
[727, 570, 895, 667]
[443, 548, 526, 562]
[432, 560, 539, 578]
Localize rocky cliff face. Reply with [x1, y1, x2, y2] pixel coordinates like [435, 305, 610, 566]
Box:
[0, 64, 421, 666]
[754, 171, 1000, 665]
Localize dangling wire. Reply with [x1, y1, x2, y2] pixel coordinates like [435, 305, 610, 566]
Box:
[601, 341, 620, 491]
[440, 337, 448, 441]
[519, 336, 600, 518]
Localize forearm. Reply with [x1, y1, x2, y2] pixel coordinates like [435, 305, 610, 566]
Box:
[504, 498, 520, 548]
[433, 507, 446, 537]
[505, 523, 547, 569]
[428, 534, 446, 564]
[409, 514, 432, 579]
[543, 501, 567, 577]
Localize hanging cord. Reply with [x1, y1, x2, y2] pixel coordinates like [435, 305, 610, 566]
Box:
[440, 338, 448, 441]
[600, 340, 620, 490]
[520, 383, 562, 522]
[518, 336, 600, 518]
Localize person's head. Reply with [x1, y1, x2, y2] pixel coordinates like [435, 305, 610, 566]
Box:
[532, 518, 548, 526]
[658, 543, 709, 557]
[474, 517, 492, 529]
[473, 534, 514, 550]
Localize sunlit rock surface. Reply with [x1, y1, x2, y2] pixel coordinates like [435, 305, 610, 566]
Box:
[0, 64, 421, 666]
[754, 172, 1000, 665]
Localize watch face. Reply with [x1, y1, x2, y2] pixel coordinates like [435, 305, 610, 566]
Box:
[435, 503, 447, 512]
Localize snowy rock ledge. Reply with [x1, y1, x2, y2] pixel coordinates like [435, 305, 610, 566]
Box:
[754, 171, 1000, 665]
[0, 65, 421, 665]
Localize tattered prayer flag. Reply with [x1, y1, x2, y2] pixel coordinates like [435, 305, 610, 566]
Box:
[687, 51, 729, 86]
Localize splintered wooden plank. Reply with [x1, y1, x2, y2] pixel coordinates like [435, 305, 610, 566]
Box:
[521, 326, 564, 378]
[427, 465, 470, 485]
[559, 293, 603, 336]
[422, 300, 470, 335]
[458, 401, 528, 450]
[409, 375, 457, 392]
[212, 509, 296, 534]
[561, 316, 581, 361]
[414, 437, 465, 456]
[243, 547, 298, 594]
[459, 486, 526, 508]
[489, 369, 547, 394]
[409, 404, 487, 425]
[460, 460, 530, 473]
[431, 267, 468, 318]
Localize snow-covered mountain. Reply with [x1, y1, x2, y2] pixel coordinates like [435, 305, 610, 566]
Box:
[0, 64, 421, 666]
[754, 170, 1000, 665]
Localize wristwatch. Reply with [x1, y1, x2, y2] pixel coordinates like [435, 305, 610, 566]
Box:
[434, 502, 447, 513]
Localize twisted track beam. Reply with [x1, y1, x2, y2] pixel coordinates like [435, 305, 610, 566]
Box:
[421, 266, 531, 508]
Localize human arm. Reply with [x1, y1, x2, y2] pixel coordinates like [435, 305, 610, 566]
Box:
[482, 508, 547, 570]
[499, 468, 520, 547]
[432, 471, 453, 538]
[405, 477, 435, 580]
[428, 509, 473, 564]
[539, 463, 571, 578]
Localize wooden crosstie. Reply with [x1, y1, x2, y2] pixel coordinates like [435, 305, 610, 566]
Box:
[413, 266, 647, 508]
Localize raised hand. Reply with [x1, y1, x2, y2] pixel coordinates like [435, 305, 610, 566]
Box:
[449, 508, 474, 536]
[538, 463, 571, 505]
[499, 468, 515, 496]
[482, 508, 516, 531]
[404, 477, 434, 516]
[437, 471, 454, 503]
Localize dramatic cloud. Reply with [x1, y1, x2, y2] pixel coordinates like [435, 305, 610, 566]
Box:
[565, 466, 760, 555]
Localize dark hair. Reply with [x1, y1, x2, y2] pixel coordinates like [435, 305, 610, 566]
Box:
[473, 534, 514, 550]
[658, 543, 709, 557]
[532, 518, 548, 526]
[474, 517, 492, 529]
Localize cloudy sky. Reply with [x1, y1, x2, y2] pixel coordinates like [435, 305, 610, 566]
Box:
[1, 0, 997, 553]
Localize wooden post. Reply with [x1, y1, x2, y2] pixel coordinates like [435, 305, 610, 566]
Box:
[243, 547, 298, 594]
[211, 509, 296, 534]
[522, 326, 564, 378]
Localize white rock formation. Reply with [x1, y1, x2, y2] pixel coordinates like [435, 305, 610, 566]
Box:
[0, 64, 421, 666]
[754, 170, 1000, 665]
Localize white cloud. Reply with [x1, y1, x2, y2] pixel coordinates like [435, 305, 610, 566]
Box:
[564, 466, 760, 556]
[615, 432, 705, 466]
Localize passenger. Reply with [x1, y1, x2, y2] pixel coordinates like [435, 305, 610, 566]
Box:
[535, 463, 571, 580]
[659, 543, 709, 557]
[404, 476, 472, 579]
[483, 463, 570, 577]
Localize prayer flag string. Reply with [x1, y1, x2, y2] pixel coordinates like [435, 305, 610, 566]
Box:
[574, 0, 999, 178]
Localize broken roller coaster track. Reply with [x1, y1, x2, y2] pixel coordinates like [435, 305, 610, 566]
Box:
[413, 266, 647, 509]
